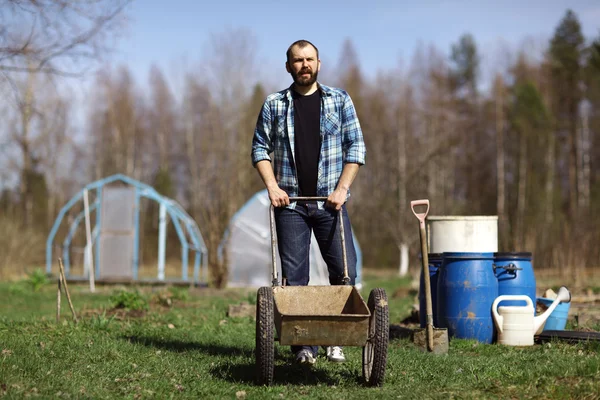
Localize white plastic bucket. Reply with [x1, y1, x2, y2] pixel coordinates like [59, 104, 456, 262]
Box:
[426, 216, 498, 253]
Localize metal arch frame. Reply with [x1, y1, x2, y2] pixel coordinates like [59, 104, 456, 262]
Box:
[46, 173, 208, 284]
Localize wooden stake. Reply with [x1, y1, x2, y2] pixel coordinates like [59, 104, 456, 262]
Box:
[58, 258, 78, 323]
[83, 188, 95, 293]
[56, 277, 62, 323]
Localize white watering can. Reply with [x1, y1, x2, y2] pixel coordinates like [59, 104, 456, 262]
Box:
[492, 286, 571, 346]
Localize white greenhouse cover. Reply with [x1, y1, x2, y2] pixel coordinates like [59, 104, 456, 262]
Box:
[221, 190, 362, 288]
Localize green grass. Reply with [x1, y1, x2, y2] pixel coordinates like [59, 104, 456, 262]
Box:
[0, 275, 599, 399]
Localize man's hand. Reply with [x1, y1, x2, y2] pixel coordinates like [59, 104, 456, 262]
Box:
[255, 160, 289, 207]
[268, 186, 290, 208]
[327, 187, 347, 210]
[326, 163, 359, 210]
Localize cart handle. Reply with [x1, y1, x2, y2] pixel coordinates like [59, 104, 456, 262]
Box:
[269, 196, 350, 286]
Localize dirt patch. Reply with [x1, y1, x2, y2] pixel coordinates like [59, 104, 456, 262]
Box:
[392, 286, 417, 299]
[389, 324, 415, 340]
[80, 308, 147, 320]
[190, 287, 255, 299]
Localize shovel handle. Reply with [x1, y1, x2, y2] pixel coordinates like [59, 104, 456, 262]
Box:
[412, 199, 434, 350]
[411, 199, 430, 226]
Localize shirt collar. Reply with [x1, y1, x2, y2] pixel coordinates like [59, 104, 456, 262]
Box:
[286, 82, 332, 100]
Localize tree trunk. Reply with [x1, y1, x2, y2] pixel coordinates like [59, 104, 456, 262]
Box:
[126, 106, 136, 178]
[578, 105, 591, 212]
[568, 100, 578, 217]
[185, 105, 200, 217]
[397, 95, 408, 276]
[516, 134, 527, 250]
[495, 75, 506, 249]
[545, 132, 555, 226]
[18, 66, 35, 227]
[428, 110, 438, 204]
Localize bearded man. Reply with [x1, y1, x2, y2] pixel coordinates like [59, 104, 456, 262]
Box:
[251, 39, 366, 365]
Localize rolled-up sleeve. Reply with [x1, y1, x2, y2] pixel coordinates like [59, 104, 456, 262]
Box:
[251, 101, 273, 166]
[341, 94, 366, 165]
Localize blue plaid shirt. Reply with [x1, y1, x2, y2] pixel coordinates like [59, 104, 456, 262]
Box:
[251, 83, 366, 208]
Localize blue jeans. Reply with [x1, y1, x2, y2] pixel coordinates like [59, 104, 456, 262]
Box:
[275, 203, 357, 356]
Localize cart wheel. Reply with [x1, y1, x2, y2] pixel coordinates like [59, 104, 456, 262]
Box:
[256, 287, 275, 385]
[362, 288, 389, 387]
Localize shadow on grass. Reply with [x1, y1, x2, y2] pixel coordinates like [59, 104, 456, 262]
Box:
[121, 335, 287, 360]
[210, 360, 362, 386]
[121, 335, 252, 357]
[122, 335, 362, 386]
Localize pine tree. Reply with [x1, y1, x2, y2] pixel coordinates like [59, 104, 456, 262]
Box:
[449, 34, 487, 211]
[548, 9, 585, 216]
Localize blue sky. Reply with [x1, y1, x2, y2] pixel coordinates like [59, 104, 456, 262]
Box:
[110, 0, 600, 91]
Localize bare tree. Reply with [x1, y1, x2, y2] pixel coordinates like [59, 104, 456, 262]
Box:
[0, 0, 130, 248]
[8, 62, 39, 227]
[0, 0, 129, 78]
[148, 66, 174, 170]
[493, 73, 507, 246]
[202, 28, 260, 215]
[394, 78, 415, 275]
[180, 28, 262, 285]
[36, 87, 72, 228]
[88, 66, 142, 180]
[578, 101, 591, 210]
[181, 74, 213, 215]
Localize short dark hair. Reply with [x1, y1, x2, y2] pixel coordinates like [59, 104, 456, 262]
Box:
[286, 40, 319, 64]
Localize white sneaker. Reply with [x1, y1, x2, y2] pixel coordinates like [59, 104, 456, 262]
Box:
[326, 346, 346, 362]
[295, 349, 317, 365]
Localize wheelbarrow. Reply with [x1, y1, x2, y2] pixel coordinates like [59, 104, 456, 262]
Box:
[255, 197, 389, 387]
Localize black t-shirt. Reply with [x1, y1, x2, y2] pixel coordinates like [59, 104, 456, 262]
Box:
[292, 89, 321, 198]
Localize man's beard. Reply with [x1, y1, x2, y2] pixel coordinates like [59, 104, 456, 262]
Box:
[291, 68, 318, 87]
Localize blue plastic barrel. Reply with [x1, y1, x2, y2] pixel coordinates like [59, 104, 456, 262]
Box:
[494, 252, 536, 309]
[437, 252, 497, 343]
[419, 253, 443, 327]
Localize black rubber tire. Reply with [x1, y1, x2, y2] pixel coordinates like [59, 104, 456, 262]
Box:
[255, 287, 275, 385]
[362, 288, 389, 387]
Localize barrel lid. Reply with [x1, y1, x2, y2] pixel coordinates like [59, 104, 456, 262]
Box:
[494, 252, 532, 259]
[426, 215, 498, 221]
[419, 253, 443, 261]
[442, 252, 495, 259]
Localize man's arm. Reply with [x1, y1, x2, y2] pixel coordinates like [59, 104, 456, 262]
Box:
[326, 92, 366, 210]
[256, 160, 289, 207]
[251, 100, 289, 207]
[340, 93, 366, 166]
[327, 162, 360, 210]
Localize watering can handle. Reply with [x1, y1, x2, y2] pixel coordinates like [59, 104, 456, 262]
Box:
[492, 295, 533, 311]
[410, 199, 430, 226]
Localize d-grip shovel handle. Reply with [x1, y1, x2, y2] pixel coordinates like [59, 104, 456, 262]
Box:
[411, 199, 434, 351]
[411, 199, 430, 227]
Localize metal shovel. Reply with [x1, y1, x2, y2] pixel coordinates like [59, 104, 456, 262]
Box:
[411, 199, 449, 354]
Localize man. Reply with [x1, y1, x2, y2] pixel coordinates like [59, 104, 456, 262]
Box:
[251, 39, 366, 365]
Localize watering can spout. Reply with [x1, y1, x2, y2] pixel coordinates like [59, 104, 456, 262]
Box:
[533, 286, 571, 335]
[556, 286, 572, 303]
